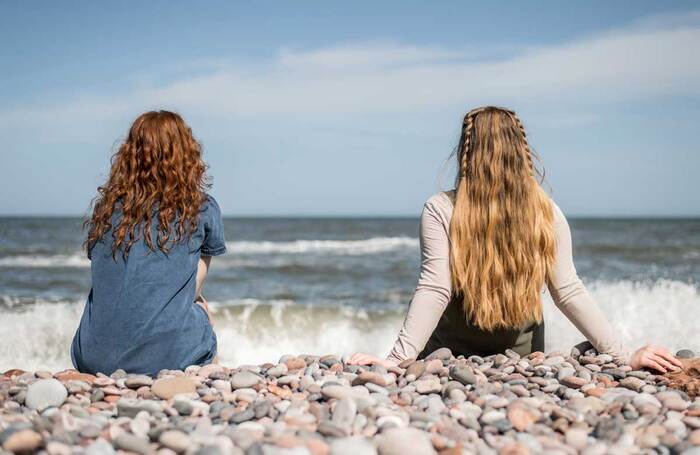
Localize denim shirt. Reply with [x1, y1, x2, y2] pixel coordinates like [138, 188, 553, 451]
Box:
[71, 195, 226, 375]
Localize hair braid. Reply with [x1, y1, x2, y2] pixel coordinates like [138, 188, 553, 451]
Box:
[460, 112, 476, 179]
[509, 113, 534, 174]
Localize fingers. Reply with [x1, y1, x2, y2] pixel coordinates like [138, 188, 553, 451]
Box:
[651, 353, 677, 373]
[649, 346, 683, 368]
[346, 354, 362, 365]
[642, 357, 667, 373]
[347, 354, 376, 366]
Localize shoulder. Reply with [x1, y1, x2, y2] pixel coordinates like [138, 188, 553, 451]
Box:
[201, 194, 222, 214]
[422, 191, 454, 226]
[199, 194, 223, 224]
[549, 199, 568, 226]
[424, 191, 454, 212]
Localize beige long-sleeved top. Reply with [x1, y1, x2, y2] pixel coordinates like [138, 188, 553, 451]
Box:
[387, 191, 629, 364]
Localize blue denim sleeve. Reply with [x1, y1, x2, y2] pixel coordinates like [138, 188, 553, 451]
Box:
[201, 196, 227, 256]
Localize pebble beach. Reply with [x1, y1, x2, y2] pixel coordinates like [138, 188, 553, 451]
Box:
[1, 346, 699, 455]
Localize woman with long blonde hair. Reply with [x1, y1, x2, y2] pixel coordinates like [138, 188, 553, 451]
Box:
[350, 106, 680, 372]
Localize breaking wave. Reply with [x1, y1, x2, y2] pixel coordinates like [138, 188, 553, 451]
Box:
[1, 279, 697, 371]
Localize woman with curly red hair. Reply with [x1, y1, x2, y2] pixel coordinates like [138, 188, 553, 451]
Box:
[71, 111, 226, 375]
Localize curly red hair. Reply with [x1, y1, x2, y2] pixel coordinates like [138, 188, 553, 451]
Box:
[84, 111, 210, 258]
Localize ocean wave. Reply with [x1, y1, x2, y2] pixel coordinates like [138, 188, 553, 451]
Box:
[0, 237, 419, 268]
[0, 253, 90, 268]
[226, 237, 419, 255]
[0, 279, 697, 371]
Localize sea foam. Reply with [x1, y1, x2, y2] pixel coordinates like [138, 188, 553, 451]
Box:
[0, 236, 420, 269]
[0, 279, 696, 371]
[226, 237, 419, 255]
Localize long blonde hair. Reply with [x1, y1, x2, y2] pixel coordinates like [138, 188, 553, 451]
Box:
[449, 106, 555, 330]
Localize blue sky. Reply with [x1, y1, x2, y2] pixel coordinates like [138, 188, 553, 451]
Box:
[1, 1, 699, 216]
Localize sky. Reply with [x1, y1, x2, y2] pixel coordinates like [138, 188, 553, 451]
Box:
[1, 1, 699, 217]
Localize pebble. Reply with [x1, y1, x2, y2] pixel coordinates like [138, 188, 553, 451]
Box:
[405, 361, 426, 379]
[113, 433, 151, 454]
[676, 349, 696, 359]
[620, 377, 645, 392]
[267, 364, 288, 378]
[544, 356, 565, 366]
[557, 367, 576, 380]
[560, 376, 587, 389]
[117, 398, 163, 418]
[2, 429, 43, 453]
[151, 377, 196, 399]
[85, 439, 116, 455]
[330, 436, 377, 455]
[125, 375, 153, 389]
[159, 430, 191, 453]
[603, 368, 627, 380]
[425, 347, 452, 361]
[377, 427, 436, 455]
[480, 410, 506, 425]
[173, 399, 194, 416]
[332, 397, 357, 430]
[25, 378, 67, 410]
[321, 384, 355, 400]
[633, 393, 662, 408]
[566, 428, 589, 450]
[449, 366, 476, 386]
[0, 346, 697, 454]
[690, 429, 700, 445]
[55, 371, 96, 384]
[594, 418, 622, 441]
[507, 404, 539, 431]
[232, 371, 260, 389]
[414, 378, 442, 394]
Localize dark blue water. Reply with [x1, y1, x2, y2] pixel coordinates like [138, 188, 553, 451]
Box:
[0, 216, 698, 370]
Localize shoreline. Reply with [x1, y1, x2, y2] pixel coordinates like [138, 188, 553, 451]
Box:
[1, 348, 699, 454]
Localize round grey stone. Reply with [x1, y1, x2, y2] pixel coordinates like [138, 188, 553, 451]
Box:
[173, 400, 193, 416]
[449, 366, 476, 386]
[332, 397, 358, 429]
[231, 407, 255, 423]
[195, 446, 224, 455]
[113, 434, 150, 454]
[425, 347, 452, 361]
[117, 398, 163, 418]
[676, 349, 696, 359]
[377, 427, 435, 455]
[331, 436, 377, 455]
[557, 367, 576, 381]
[231, 371, 260, 389]
[85, 439, 116, 455]
[159, 430, 191, 454]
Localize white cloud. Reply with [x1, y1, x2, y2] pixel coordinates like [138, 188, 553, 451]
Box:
[2, 10, 699, 142]
[277, 42, 466, 69]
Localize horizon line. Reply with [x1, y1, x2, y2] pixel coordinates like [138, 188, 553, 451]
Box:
[0, 213, 699, 220]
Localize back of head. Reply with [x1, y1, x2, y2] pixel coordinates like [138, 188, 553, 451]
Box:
[85, 111, 209, 257]
[449, 106, 555, 330]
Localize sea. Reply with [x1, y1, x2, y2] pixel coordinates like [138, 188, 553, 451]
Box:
[0, 216, 698, 371]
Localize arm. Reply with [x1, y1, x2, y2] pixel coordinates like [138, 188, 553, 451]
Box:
[547, 204, 631, 363]
[386, 199, 453, 364]
[195, 255, 212, 300]
[547, 204, 681, 372]
[196, 195, 226, 300]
